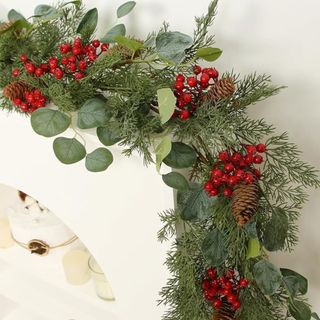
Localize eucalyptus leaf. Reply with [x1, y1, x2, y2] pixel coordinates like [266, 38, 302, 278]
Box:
[178, 184, 216, 221]
[77, 8, 98, 37]
[117, 1, 136, 18]
[97, 123, 122, 146]
[162, 172, 189, 191]
[85, 148, 113, 172]
[196, 47, 222, 62]
[77, 98, 111, 129]
[247, 238, 261, 259]
[8, 9, 26, 21]
[262, 208, 288, 251]
[281, 268, 308, 295]
[34, 5, 59, 19]
[289, 300, 312, 320]
[53, 137, 86, 164]
[163, 142, 197, 169]
[202, 229, 228, 267]
[312, 313, 320, 320]
[157, 88, 176, 124]
[101, 24, 126, 43]
[31, 109, 71, 138]
[155, 136, 172, 172]
[284, 276, 301, 296]
[253, 260, 282, 295]
[114, 35, 144, 52]
[155, 31, 193, 64]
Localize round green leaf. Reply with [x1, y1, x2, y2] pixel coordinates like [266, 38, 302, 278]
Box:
[101, 24, 126, 43]
[8, 9, 26, 21]
[202, 229, 228, 267]
[77, 98, 111, 129]
[289, 300, 312, 320]
[247, 238, 261, 259]
[163, 142, 197, 169]
[196, 47, 222, 62]
[34, 5, 59, 19]
[85, 148, 113, 172]
[281, 268, 308, 295]
[117, 1, 136, 18]
[162, 172, 189, 191]
[31, 109, 71, 138]
[77, 8, 98, 37]
[97, 124, 122, 146]
[178, 184, 216, 221]
[157, 88, 176, 124]
[253, 260, 282, 295]
[155, 31, 193, 64]
[53, 137, 86, 164]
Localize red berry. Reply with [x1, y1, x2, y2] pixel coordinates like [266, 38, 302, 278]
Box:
[74, 72, 84, 80]
[239, 278, 249, 288]
[54, 68, 64, 80]
[224, 281, 233, 290]
[176, 74, 185, 82]
[223, 188, 233, 197]
[183, 93, 192, 103]
[204, 181, 214, 192]
[200, 73, 210, 84]
[92, 39, 100, 48]
[193, 65, 202, 75]
[201, 279, 211, 290]
[12, 69, 20, 77]
[25, 63, 35, 74]
[209, 188, 219, 197]
[253, 155, 263, 164]
[68, 55, 77, 63]
[101, 43, 109, 51]
[204, 292, 213, 301]
[232, 300, 241, 310]
[227, 293, 238, 304]
[245, 173, 255, 184]
[208, 68, 219, 79]
[78, 60, 88, 71]
[212, 177, 222, 187]
[72, 46, 82, 56]
[235, 169, 246, 180]
[61, 56, 69, 65]
[245, 145, 257, 154]
[211, 169, 223, 179]
[244, 154, 254, 165]
[187, 77, 197, 87]
[20, 103, 29, 112]
[74, 37, 82, 47]
[180, 109, 190, 120]
[68, 63, 77, 72]
[222, 288, 232, 296]
[59, 43, 71, 54]
[177, 99, 187, 109]
[218, 150, 229, 162]
[40, 63, 49, 72]
[256, 143, 266, 153]
[207, 268, 216, 279]
[20, 54, 28, 62]
[35, 68, 44, 77]
[13, 98, 22, 106]
[224, 163, 235, 173]
[228, 176, 238, 186]
[175, 81, 184, 91]
[212, 299, 222, 309]
[221, 173, 229, 183]
[231, 152, 242, 163]
[207, 287, 217, 297]
[253, 168, 261, 179]
[88, 53, 97, 61]
[48, 57, 59, 69]
[239, 160, 247, 169]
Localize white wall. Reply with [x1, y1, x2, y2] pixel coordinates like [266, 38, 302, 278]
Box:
[0, 0, 319, 314]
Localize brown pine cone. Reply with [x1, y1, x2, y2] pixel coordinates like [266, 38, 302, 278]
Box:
[3, 81, 33, 102]
[231, 182, 259, 226]
[213, 303, 237, 320]
[0, 21, 15, 33]
[205, 78, 236, 102]
[106, 39, 144, 60]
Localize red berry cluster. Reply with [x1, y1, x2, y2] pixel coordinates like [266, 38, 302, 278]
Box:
[12, 38, 109, 81]
[173, 65, 219, 121]
[13, 89, 47, 113]
[202, 268, 249, 311]
[204, 144, 266, 198]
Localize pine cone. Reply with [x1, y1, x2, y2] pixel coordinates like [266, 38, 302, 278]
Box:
[3, 81, 33, 101]
[213, 303, 237, 320]
[231, 182, 259, 226]
[107, 39, 144, 60]
[205, 78, 236, 102]
[0, 21, 15, 33]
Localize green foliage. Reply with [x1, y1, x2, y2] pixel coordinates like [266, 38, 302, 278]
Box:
[196, 47, 222, 61]
[247, 238, 261, 259]
[8, 9, 26, 21]
[289, 300, 312, 320]
[155, 136, 172, 172]
[31, 109, 71, 137]
[281, 268, 308, 295]
[97, 123, 122, 146]
[162, 172, 189, 191]
[157, 88, 176, 124]
[85, 147, 113, 172]
[101, 24, 126, 43]
[53, 137, 86, 164]
[163, 142, 197, 169]
[117, 1, 136, 18]
[77, 8, 98, 40]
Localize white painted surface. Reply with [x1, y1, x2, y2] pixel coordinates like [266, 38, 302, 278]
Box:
[0, 0, 319, 316]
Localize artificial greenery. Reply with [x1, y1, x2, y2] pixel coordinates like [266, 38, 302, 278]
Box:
[0, 1, 319, 319]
